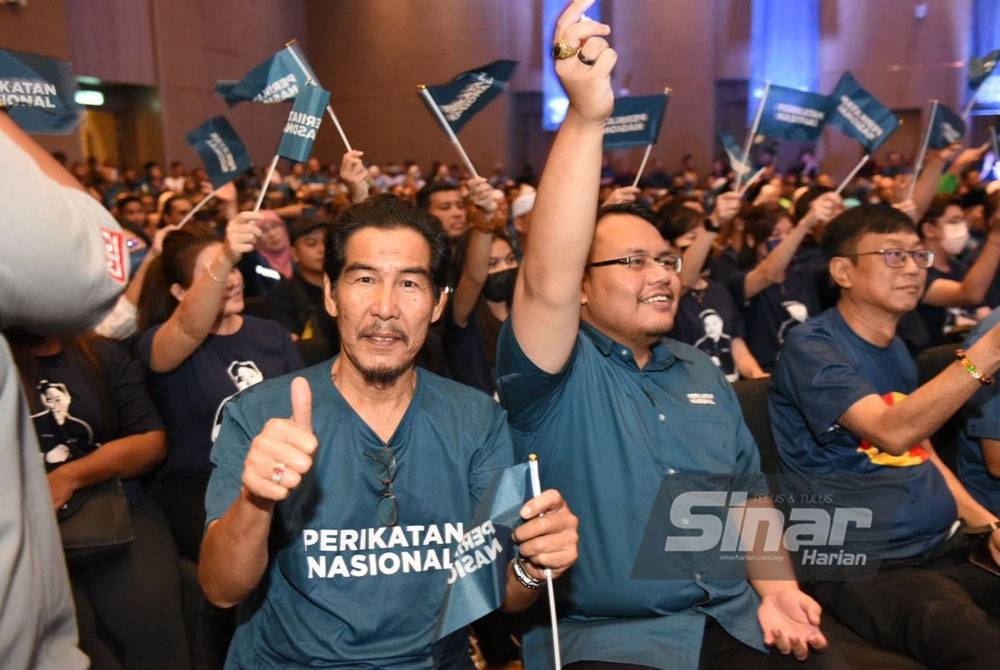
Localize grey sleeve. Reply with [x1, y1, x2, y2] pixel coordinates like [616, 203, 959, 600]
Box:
[0, 131, 126, 335]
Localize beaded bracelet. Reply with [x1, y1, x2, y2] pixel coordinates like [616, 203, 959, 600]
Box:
[955, 349, 995, 386]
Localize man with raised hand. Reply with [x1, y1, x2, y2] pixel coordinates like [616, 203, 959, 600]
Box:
[198, 194, 577, 669]
[495, 1, 838, 668]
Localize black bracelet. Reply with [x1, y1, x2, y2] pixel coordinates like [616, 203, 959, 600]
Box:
[512, 557, 542, 590]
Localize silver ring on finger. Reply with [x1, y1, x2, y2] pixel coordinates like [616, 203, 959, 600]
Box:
[270, 462, 286, 485]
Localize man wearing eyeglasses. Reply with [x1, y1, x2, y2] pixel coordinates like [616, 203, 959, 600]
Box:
[769, 203, 1000, 668]
[198, 194, 578, 669]
[493, 1, 836, 668]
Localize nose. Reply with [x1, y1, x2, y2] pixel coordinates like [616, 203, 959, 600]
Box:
[371, 281, 400, 320]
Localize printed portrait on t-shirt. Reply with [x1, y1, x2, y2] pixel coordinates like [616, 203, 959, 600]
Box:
[31, 380, 95, 468]
[778, 300, 809, 343]
[694, 309, 737, 382]
[211, 360, 265, 441]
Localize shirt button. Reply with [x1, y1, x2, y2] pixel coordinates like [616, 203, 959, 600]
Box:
[694, 572, 703, 581]
[666, 468, 677, 475]
[621, 349, 629, 357]
[658, 413, 666, 422]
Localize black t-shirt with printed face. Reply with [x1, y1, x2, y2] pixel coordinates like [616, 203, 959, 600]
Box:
[24, 338, 164, 499]
[671, 279, 746, 382]
[137, 315, 303, 478]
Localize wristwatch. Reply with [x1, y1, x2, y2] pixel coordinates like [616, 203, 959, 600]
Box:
[512, 557, 542, 589]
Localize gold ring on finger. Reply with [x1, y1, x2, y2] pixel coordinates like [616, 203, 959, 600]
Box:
[552, 40, 579, 60]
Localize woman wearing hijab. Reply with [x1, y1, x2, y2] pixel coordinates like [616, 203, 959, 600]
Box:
[237, 210, 295, 298]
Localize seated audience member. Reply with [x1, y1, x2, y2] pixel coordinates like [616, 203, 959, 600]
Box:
[11, 334, 190, 669]
[238, 210, 294, 298]
[156, 195, 194, 236]
[705, 194, 840, 370]
[444, 177, 512, 394]
[658, 204, 767, 381]
[265, 215, 336, 343]
[496, 2, 839, 667]
[910, 195, 1000, 347]
[136, 219, 303, 561]
[957, 306, 1000, 515]
[769, 203, 1000, 668]
[198, 194, 578, 668]
[417, 181, 469, 243]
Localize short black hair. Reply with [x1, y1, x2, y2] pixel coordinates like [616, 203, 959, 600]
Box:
[919, 194, 960, 229]
[655, 204, 704, 244]
[324, 194, 451, 300]
[597, 201, 659, 228]
[415, 182, 461, 212]
[820, 203, 917, 258]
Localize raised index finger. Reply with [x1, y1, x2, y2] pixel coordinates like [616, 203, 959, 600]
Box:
[554, 0, 597, 42]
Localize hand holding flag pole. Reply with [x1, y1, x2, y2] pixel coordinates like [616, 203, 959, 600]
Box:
[738, 81, 771, 192]
[284, 40, 353, 152]
[737, 166, 768, 198]
[419, 84, 480, 178]
[906, 100, 939, 201]
[528, 454, 562, 670]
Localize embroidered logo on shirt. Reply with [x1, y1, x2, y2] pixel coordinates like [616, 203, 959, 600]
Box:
[101, 228, 128, 284]
[686, 392, 716, 405]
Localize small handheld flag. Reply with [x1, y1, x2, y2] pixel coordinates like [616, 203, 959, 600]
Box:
[276, 85, 330, 163]
[827, 72, 899, 153]
[215, 48, 304, 107]
[185, 117, 252, 189]
[434, 463, 531, 639]
[968, 49, 1000, 91]
[0, 49, 82, 135]
[926, 102, 966, 150]
[757, 85, 832, 143]
[719, 133, 752, 176]
[603, 93, 670, 150]
[421, 60, 518, 134]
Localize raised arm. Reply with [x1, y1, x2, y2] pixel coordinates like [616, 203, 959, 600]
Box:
[678, 192, 742, 291]
[340, 150, 370, 204]
[452, 178, 502, 328]
[742, 193, 840, 299]
[149, 212, 263, 372]
[511, 0, 616, 373]
[923, 213, 1000, 307]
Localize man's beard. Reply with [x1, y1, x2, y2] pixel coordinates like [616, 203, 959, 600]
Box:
[357, 361, 409, 387]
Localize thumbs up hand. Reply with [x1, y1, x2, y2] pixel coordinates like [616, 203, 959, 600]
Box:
[242, 377, 318, 503]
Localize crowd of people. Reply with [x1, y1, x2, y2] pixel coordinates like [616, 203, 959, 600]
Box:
[4, 1, 1000, 668]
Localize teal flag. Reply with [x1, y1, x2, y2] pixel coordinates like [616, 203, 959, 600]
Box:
[827, 72, 900, 153]
[968, 49, 1000, 90]
[422, 60, 518, 134]
[434, 463, 530, 639]
[927, 103, 966, 150]
[276, 85, 330, 163]
[0, 49, 82, 134]
[185, 117, 252, 189]
[757, 85, 831, 142]
[602, 93, 670, 150]
[216, 46, 308, 107]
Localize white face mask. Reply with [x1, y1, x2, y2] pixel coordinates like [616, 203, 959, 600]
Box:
[940, 222, 969, 256]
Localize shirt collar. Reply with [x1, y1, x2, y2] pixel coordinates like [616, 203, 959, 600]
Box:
[580, 321, 690, 371]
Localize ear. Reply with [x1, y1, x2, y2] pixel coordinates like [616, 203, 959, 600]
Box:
[169, 282, 186, 302]
[580, 273, 590, 306]
[920, 221, 936, 240]
[290, 246, 301, 264]
[828, 256, 853, 290]
[430, 289, 448, 324]
[323, 274, 338, 318]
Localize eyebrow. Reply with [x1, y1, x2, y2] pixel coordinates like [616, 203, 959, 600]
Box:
[343, 262, 432, 278]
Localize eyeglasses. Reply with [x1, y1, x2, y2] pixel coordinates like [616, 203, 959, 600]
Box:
[364, 446, 398, 527]
[588, 253, 682, 273]
[839, 248, 934, 269]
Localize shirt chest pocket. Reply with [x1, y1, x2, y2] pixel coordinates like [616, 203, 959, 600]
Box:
[670, 418, 743, 472]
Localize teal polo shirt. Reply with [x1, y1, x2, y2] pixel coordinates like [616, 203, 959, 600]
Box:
[496, 320, 766, 669]
[206, 362, 514, 669]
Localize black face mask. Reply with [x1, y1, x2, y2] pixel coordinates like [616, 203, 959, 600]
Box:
[483, 268, 517, 303]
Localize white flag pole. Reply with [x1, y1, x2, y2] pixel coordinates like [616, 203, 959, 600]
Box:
[254, 155, 280, 212]
[631, 144, 653, 189]
[990, 126, 999, 168]
[177, 186, 222, 228]
[527, 454, 561, 670]
[962, 87, 980, 119]
[835, 154, 870, 195]
[906, 100, 939, 201]
[738, 80, 771, 192]
[418, 85, 480, 178]
[284, 40, 353, 152]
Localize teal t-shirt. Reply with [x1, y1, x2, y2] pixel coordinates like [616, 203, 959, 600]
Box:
[206, 361, 514, 669]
